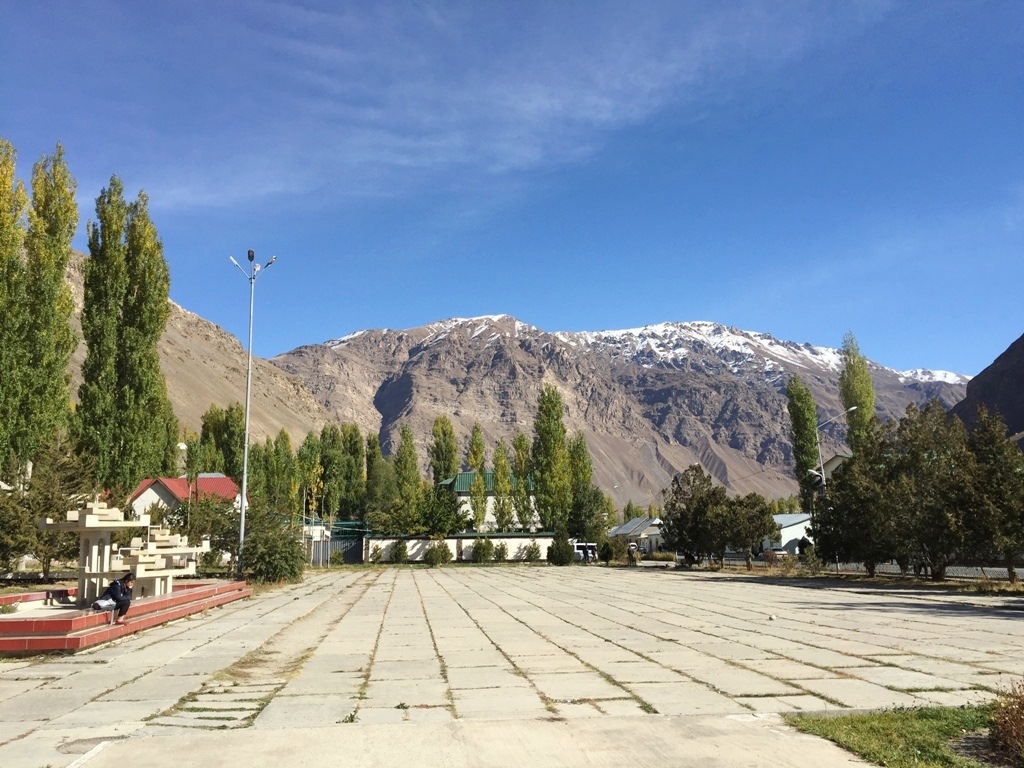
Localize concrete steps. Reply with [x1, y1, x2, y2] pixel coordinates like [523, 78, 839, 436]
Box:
[0, 580, 252, 653]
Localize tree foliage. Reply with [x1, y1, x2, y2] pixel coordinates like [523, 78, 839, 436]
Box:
[511, 431, 533, 529]
[838, 332, 877, 455]
[532, 385, 572, 530]
[77, 177, 177, 498]
[466, 422, 488, 530]
[786, 374, 819, 514]
[491, 439, 515, 531]
[428, 416, 459, 483]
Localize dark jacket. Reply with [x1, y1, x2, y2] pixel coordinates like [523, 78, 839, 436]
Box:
[101, 578, 132, 603]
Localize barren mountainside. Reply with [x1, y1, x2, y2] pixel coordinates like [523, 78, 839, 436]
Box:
[272, 315, 969, 506]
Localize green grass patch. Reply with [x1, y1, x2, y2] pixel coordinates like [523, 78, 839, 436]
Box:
[786, 705, 995, 768]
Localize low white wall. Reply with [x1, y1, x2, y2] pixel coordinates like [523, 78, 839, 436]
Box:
[366, 535, 554, 563]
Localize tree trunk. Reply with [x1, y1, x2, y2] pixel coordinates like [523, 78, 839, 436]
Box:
[1006, 551, 1017, 584]
[864, 560, 876, 578]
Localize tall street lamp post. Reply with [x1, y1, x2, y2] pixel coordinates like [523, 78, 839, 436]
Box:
[815, 405, 857, 492]
[229, 249, 276, 578]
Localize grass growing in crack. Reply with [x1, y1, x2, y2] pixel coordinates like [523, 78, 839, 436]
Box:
[786, 705, 995, 768]
[341, 711, 358, 723]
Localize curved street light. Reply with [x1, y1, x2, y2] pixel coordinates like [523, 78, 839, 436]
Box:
[229, 249, 276, 578]
[815, 405, 857, 492]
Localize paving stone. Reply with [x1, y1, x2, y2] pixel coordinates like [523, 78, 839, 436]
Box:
[528, 672, 625, 701]
[555, 701, 604, 718]
[369, 659, 443, 680]
[796, 678, 925, 709]
[404, 706, 456, 723]
[446, 666, 527, 690]
[841, 665, 972, 691]
[254, 694, 359, 727]
[735, 696, 801, 713]
[362, 678, 449, 708]
[354, 706, 408, 724]
[626, 681, 746, 716]
[737, 658, 840, 681]
[913, 689, 998, 707]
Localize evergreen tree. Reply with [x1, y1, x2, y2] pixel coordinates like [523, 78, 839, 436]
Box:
[466, 422, 488, 530]
[567, 433, 603, 540]
[661, 464, 729, 563]
[532, 384, 572, 530]
[428, 415, 459, 483]
[364, 434, 398, 531]
[77, 179, 176, 497]
[838, 332, 877, 454]
[0, 139, 29, 476]
[511, 431, 533, 529]
[491, 439, 514, 531]
[786, 374, 819, 514]
[967, 407, 1024, 582]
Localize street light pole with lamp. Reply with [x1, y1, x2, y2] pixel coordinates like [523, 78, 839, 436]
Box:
[814, 405, 857, 492]
[229, 249, 276, 578]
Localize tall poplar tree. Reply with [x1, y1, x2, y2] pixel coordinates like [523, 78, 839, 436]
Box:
[532, 384, 572, 530]
[77, 178, 176, 497]
[511, 431, 533, 529]
[786, 374, 819, 514]
[466, 422, 487, 530]
[0, 139, 28, 475]
[394, 424, 422, 533]
[491, 439, 514, 531]
[428, 415, 459, 483]
[838, 332, 876, 454]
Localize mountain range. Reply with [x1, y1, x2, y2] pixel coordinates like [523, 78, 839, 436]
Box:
[63, 253, 981, 506]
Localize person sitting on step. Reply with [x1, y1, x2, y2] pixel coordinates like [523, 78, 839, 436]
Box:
[98, 572, 135, 625]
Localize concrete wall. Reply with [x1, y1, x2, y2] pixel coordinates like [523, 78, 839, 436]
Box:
[366, 535, 554, 563]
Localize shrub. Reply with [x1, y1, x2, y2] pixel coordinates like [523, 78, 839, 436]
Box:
[650, 551, 675, 562]
[424, 539, 452, 567]
[801, 545, 823, 575]
[471, 538, 494, 563]
[599, 541, 613, 564]
[493, 542, 508, 562]
[243, 526, 305, 584]
[522, 539, 541, 562]
[992, 678, 1024, 762]
[369, 545, 383, 564]
[547, 527, 575, 566]
[390, 540, 408, 564]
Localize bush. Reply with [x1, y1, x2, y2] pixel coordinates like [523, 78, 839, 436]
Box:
[493, 542, 508, 562]
[424, 539, 452, 567]
[599, 541, 613, 564]
[522, 539, 541, 562]
[650, 551, 675, 562]
[801, 545, 823, 575]
[547, 527, 575, 566]
[471, 538, 494, 563]
[992, 678, 1024, 762]
[390, 540, 408, 564]
[242, 526, 305, 584]
[369, 545, 383, 564]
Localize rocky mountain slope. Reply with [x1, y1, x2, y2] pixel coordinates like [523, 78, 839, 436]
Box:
[951, 332, 1024, 442]
[272, 315, 969, 505]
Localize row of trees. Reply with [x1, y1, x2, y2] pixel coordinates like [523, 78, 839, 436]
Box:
[815, 404, 1024, 581]
[1, 138, 178, 572]
[786, 330, 1024, 581]
[182, 385, 616, 544]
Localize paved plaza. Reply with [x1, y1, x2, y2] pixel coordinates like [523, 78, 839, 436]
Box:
[1, 567, 1021, 767]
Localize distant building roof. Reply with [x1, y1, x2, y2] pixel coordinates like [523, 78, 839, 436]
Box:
[773, 513, 811, 529]
[129, 474, 240, 506]
[438, 470, 533, 494]
[610, 516, 661, 538]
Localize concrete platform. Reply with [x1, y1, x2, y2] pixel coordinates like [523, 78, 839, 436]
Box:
[1, 567, 1021, 767]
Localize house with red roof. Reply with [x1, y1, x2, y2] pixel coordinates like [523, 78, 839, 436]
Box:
[129, 473, 242, 517]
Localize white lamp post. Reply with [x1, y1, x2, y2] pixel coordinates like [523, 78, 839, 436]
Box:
[815, 405, 857, 491]
[229, 249, 276, 578]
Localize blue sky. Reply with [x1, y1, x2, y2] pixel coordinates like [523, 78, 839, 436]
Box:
[3, 1, 1022, 375]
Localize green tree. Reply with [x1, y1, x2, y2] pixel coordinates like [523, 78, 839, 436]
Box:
[967, 407, 1024, 582]
[295, 431, 322, 520]
[466, 422, 488, 530]
[364, 434, 398, 532]
[661, 464, 729, 563]
[23, 433, 96, 578]
[393, 424, 422, 534]
[567, 433, 604, 541]
[725, 493, 779, 567]
[319, 424, 345, 520]
[77, 178, 177, 497]
[0, 139, 28, 477]
[428, 416, 459, 483]
[786, 374, 819, 514]
[532, 384, 572, 530]
[419, 481, 465, 536]
[511, 431, 533, 529]
[491, 439, 515, 531]
[838, 332, 877, 455]
[339, 423, 365, 520]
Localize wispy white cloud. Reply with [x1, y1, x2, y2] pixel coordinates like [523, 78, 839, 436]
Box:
[119, 1, 892, 209]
